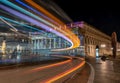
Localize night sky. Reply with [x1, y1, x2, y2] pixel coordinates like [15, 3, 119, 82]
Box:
[52, 0, 120, 42]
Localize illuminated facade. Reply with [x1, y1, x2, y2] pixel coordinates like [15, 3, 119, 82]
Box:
[28, 32, 71, 55]
[0, 31, 71, 55]
[68, 21, 112, 57]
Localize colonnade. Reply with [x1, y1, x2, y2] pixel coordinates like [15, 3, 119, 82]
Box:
[30, 36, 68, 50]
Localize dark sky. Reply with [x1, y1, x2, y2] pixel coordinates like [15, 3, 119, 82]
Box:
[52, 0, 120, 41]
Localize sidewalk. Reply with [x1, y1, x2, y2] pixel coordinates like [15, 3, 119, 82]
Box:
[87, 56, 120, 83]
[64, 56, 120, 83]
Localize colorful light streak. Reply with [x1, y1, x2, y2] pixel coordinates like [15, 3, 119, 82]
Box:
[0, 17, 18, 32]
[0, 16, 44, 32]
[25, 0, 64, 25]
[0, 17, 28, 37]
[0, 0, 58, 29]
[0, 4, 72, 44]
[2, 0, 72, 41]
[25, 0, 73, 33]
[0, 0, 80, 51]
[43, 60, 85, 83]
[28, 59, 72, 73]
[25, 0, 80, 50]
[15, 0, 59, 26]
[0, 9, 15, 18]
[25, 0, 74, 34]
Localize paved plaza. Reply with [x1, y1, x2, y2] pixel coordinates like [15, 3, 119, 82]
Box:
[65, 56, 120, 83]
[87, 56, 120, 83]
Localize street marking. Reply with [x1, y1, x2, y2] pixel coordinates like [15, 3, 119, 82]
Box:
[86, 61, 95, 83]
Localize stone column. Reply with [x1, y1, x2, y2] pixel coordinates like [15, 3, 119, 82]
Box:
[54, 38, 56, 48]
[41, 39, 44, 49]
[49, 38, 51, 49]
[59, 38, 61, 48]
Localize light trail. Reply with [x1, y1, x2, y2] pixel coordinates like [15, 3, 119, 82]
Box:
[25, 0, 64, 25]
[23, 55, 72, 73]
[0, 17, 18, 32]
[0, 0, 80, 51]
[28, 59, 72, 73]
[25, 0, 80, 50]
[0, 17, 28, 37]
[0, 16, 44, 32]
[0, 4, 72, 44]
[1, 0, 75, 45]
[15, 0, 59, 26]
[25, 0, 72, 33]
[0, 0, 58, 28]
[43, 60, 85, 83]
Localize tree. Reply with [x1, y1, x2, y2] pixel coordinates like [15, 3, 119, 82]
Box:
[111, 32, 117, 58]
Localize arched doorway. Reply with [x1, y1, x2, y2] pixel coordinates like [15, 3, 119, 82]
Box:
[96, 45, 99, 58]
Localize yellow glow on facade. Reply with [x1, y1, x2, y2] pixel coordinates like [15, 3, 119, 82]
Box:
[1, 40, 6, 55]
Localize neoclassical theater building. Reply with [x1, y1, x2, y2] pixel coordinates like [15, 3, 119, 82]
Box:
[67, 21, 114, 57]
